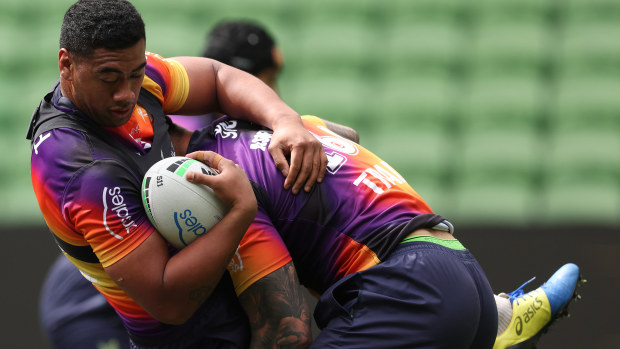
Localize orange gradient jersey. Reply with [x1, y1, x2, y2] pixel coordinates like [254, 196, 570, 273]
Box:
[188, 115, 437, 296]
[30, 52, 189, 336]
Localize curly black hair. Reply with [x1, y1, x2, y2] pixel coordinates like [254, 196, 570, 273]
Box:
[60, 0, 145, 59]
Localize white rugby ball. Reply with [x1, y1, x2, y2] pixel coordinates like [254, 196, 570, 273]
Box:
[141, 156, 227, 250]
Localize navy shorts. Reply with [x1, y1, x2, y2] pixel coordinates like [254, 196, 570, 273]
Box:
[312, 241, 497, 349]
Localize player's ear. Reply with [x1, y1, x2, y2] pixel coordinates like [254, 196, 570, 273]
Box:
[59, 48, 74, 81]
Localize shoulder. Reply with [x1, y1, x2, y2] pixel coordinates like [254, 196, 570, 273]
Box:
[31, 127, 133, 179]
[31, 128, 138, 200]
[30, 128, 145, 239]
[31, 128, 92, 183]
[143, 52, 189, 113]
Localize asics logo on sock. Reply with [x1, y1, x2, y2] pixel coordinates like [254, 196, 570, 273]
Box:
[515, 295, 544, 335]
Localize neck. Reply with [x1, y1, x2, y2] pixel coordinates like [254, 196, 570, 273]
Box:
[59, 79, 72, 100]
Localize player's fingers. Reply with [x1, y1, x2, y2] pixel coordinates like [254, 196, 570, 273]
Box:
[186, 169, 213, 186]
[317, 145, 327, 184]
[303, 148, 325, 192]
[269, 144, 290, 178]
[211, 154, 223, 172]
[187, 151, 224, 172]
[286, 146, 305, 194]
[185, 156, 238, 188]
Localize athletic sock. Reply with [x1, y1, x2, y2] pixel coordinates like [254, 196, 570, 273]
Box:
[495, 293, 512, 336]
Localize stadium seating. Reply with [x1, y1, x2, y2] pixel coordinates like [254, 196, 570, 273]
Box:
[1, 0, 618, 226]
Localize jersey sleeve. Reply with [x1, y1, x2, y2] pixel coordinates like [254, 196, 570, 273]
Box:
[63, 159, 155, 268]
[143, 51, 189, 114]
[228, 206, 292, 295]
[300, 114, 325, 127]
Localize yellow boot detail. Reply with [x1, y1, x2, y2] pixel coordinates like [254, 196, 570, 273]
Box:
[493, 288, 551, 349]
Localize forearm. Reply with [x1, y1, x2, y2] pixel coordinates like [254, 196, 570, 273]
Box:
[115, 204, 254, 325]
[161, 204, 255, 314]
[109, 152, 257, 325]
[174, 57, 327, 193]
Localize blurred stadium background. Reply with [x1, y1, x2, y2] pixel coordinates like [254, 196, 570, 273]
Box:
[1, 0, 618, 348]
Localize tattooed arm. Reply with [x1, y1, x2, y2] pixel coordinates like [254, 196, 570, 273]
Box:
[238, 261, 313, 349]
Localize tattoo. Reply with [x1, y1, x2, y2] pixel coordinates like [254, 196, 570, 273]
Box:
[323, 120, 360, 143]
[239, 261, 312, 348]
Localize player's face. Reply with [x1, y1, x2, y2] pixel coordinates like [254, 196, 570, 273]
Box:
[60, 39, 146, 127]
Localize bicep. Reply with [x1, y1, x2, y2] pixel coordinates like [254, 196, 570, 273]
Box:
[172, 56, 273, 121]
[171, 56, 220, 115]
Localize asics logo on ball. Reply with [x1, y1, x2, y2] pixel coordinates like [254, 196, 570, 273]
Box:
[174, 209, 207, 246]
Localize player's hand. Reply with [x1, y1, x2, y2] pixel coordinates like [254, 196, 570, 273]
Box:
[185, 151, 256, 212]
[268, 118, 327, 194]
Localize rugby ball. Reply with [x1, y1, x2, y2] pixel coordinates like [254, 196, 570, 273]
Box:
[141, 156, 227, 250]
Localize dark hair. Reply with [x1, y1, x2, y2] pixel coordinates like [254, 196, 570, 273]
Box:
[202, 20, 276, 76]
[60, 0, 145, 59]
